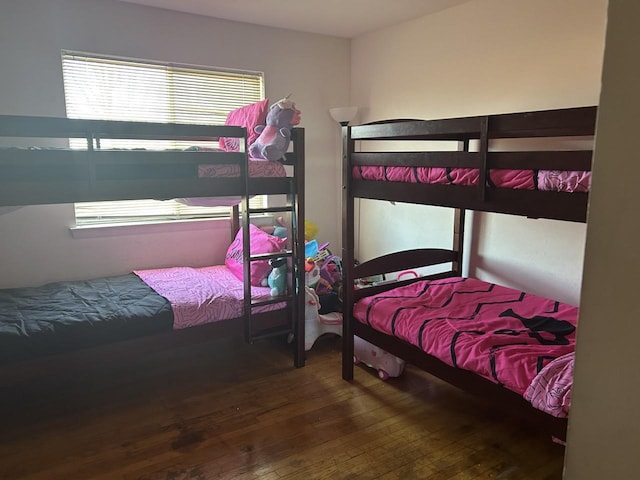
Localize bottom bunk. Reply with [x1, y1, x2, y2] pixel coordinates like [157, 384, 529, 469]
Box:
[342, 249, 576, 441]
[0, 225, 303, 368]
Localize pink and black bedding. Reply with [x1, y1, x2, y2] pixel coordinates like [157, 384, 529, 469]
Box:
[353, 166, 591, 193]
[346, 106, 597, 223]
[0, 265, 288, 365]
[353, 276, 578, 418]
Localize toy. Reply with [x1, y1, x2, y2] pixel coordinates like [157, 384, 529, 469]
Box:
[267, 257, 287, 296]
[249, 96, 301, 161]
[260, 216, 287, 239]
[316, 255, 342, 296]
[304, 257, 321, 288]
[354, 336, 406, 380]
[304, 219, 318, 242]
[304, 286, 342, 351]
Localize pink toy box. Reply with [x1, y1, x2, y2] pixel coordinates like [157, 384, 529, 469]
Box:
[354, 336, 406, 380]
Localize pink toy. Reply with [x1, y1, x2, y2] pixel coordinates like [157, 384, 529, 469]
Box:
[304, 286, 342, 351]
[354, 336, 406, 380]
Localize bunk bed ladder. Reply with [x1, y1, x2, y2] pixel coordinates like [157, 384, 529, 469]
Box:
[241, 128, 306, 368]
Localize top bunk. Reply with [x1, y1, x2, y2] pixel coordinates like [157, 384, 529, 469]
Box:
[343, 106, 596, 222]
[0, 114, 305, 207]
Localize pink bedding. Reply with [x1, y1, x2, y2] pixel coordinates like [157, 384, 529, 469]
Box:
[178, 153, 287, 206]
[353, 166, 590, 193]
[135, 265, 284, 330]
[524, 352, 574, 418]
[197, 157, 286, 179]
[353, 277, 578, 398]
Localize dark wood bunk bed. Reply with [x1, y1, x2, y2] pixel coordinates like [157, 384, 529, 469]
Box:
[0, 114, 306, 368]
[341, 105, 597, 441]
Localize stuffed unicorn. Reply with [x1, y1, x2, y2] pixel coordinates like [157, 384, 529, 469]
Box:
[249, 96, 301, 161]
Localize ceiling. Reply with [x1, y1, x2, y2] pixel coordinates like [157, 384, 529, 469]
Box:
[119, 0, 474, 38]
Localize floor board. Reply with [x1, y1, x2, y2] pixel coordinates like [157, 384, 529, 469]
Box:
[0, 334, 564, 479]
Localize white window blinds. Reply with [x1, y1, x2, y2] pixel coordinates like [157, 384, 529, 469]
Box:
[61, 51, 265, 225]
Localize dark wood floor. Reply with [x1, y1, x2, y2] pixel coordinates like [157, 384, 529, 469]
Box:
[0, 333, 564, 479]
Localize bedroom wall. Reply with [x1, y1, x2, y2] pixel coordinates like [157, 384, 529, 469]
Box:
[0, 0, 349, 288]
[564, 1, 640, 477]
[349, 0, 607, 306]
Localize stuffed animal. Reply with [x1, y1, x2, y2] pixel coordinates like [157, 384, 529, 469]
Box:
[260, 216, 288, 239]
[267, 257, 287, 296]
[249, 96, 301, 161]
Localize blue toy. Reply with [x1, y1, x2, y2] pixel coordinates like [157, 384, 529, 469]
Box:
[249, 96, 301, 161]
[267, 257, 287, 296]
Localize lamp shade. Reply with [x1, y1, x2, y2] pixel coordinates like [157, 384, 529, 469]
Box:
[329, 106, 358, 126]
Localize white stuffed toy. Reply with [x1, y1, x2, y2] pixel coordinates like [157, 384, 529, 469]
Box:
[304, 286, 342, 351]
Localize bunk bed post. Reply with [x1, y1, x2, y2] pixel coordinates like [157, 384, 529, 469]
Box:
[341, 125, 355, 380]
[292, 127, 306, 368]
[230, 205, 240, 241]
[240, 131, 253, 344]
[478, 116, 489, 201]
[452, 209, 466, 277]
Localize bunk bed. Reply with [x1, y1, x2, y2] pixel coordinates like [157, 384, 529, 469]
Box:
[341, 105, 597, 441]
[0, 114, 306, 368]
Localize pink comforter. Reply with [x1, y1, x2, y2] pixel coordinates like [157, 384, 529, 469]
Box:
[353, 277, 578, 397]
[135, 265, 283, 330]
[353, 166, 590, 193]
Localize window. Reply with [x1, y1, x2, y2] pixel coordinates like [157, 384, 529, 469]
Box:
[61, 51, 265, 226]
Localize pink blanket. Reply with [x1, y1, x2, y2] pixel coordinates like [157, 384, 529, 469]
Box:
[524, 352, 574, 418]
[353, 277, 578, 397]
[135, 265, 283, 330]
[353, 166, 590, 193]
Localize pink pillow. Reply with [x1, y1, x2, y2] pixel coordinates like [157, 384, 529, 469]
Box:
[225, 224, 287, 286]
[219, 98, 269, 152]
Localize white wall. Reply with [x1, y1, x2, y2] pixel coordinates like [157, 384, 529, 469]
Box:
[564, 1, 640, 477]
[350, 0, 607, 305]
[0, 0, 349, 288]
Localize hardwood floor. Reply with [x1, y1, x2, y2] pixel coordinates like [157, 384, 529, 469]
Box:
[0, 334, 564, 479]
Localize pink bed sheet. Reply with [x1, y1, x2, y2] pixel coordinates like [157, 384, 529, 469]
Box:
[197, 157, 286, 179]
[353, 277, 578, 398]
[353, 166, 590, 193]
[178, 154, 287, 206]
[135, 265, 284, 330]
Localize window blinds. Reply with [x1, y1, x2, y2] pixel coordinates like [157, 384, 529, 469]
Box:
[62, 51, 265, 225]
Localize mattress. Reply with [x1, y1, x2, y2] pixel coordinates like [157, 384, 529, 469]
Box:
[353, 166, 591, 193]
[353, 276, 578, 410]
[134, 265, 286, 330]
[178, 156, 287, 206]
[0, 274, 173, 364]
[0, 265, 287, 365]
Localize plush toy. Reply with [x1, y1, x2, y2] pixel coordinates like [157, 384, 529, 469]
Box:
[249, 96, 301, 161]
[304, 219, 318, 242]
[267, 257, 287, 296]
[260, 216, 287, 239]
